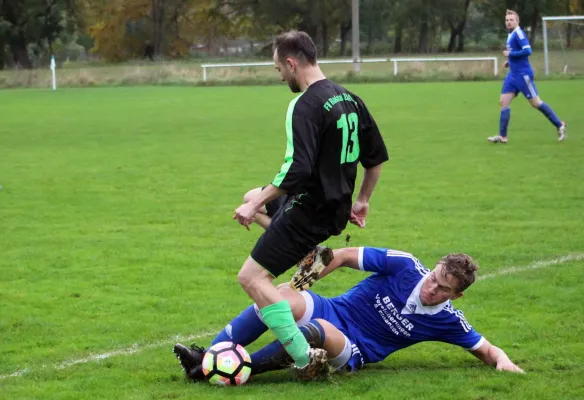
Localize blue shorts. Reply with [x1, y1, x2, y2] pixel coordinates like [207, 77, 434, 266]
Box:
[302, 291, 365, 371]
[502, 73, 538, 99]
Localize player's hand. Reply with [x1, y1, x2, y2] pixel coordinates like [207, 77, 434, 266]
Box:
[503, 50, 510, 57]
[349, 201, 369, 228]
[233, 202, 259, 231]
[504, 61, 509, 68]
[496, 360, 525, 374]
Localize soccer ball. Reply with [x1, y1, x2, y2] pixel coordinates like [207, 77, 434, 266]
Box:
[202, 341, 252, 386]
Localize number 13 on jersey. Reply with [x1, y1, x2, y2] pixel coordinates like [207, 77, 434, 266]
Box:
[337, 113, 360, 164]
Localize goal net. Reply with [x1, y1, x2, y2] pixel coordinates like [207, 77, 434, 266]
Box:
[542, 16, 584, 75]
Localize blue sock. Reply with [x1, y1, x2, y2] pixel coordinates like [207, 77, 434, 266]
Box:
[249, 321, 326, 375]
[500, 108, 511, 137]
[211, 305, 268, 347]
[249, 340, 288, 375]
[538, 103, 562, 128]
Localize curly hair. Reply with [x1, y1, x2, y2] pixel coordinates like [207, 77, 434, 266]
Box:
[439, 253, 479, 292]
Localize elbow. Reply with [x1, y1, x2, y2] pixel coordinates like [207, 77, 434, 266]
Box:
[364, 162, 384, 172]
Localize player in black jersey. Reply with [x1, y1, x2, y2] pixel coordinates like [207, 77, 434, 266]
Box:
[231, 30, 389, 376]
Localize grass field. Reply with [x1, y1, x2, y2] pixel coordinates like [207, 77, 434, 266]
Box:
[1, 81, 583, 399]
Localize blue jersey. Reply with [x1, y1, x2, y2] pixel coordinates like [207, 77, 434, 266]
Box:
[323, 248, 483, 366]
[506, 27, 533, 75]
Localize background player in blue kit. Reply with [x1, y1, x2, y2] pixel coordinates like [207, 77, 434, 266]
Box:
[174, 246, 524, 381]
[488, 9, 567, 144]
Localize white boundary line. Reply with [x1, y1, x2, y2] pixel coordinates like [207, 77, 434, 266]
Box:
[2, 253, 583, 380]
[0, 331, 215, 380]
[477, 253, 584, 281]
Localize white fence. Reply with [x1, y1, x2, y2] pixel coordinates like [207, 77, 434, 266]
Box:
[201, 56, 499, 82]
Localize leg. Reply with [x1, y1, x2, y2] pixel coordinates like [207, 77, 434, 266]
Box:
[211, 304, 268, 347]
[238, 257, 282, 308]
[520, 75, 566, 140]
[528, 95, 567, 141]
[243, 187, 263, 204]
[238, 257, 311, 368]
[242, 203, 331, 369]
[499, 92, 514, 139]
[173, 301, 270, 381]
[253, 214, 272, 230]
[174, 284, 311, 382]
[250, 318, 350, 378]
[489, 73, 517, 143]
[489, 96, 514, 144]
[213, 283, 309, 346]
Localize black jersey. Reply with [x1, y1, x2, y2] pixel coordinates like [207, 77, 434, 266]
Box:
[272, 79, 388, 234]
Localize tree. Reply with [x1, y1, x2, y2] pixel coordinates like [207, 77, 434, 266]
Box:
[85, 0, 150, 62]
[446, 0, 472, 52]
[0, 0, 76, 69]
[0, 0, 32, 68]
[360, 0, 392, 54]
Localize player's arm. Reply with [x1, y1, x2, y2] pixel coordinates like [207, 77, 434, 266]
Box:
[470, 338, 525, 373]
[245, 184, 286, 212]
[317, 247, 361, 280]
[234, 184, 287, 230]
[234, 103, 318, 229]
[356, 164, 382, 203]
[509, 31, 532, 58]
[291, 247, 410, 290]
[318, 247, 410, 280]
[350, 100, 389, 228]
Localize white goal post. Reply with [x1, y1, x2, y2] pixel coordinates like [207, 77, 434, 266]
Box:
[542, 15, 584, 75]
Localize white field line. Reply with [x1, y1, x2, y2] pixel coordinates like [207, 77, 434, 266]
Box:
[477, 253, 584, 281]
[0, 331, 215, 380]
[2, 253, 584, 380]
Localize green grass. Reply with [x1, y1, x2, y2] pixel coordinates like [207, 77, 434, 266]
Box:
[1, 81, 583, 399]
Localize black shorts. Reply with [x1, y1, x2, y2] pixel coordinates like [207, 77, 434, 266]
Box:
[251, 197, 332, 277]
[265, 194, 289, 218]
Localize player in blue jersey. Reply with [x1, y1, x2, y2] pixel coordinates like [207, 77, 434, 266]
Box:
[174, 246, 524, 381]
[488, 9, 567, 144]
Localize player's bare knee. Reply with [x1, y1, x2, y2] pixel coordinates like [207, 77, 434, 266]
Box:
[312, 319, 348, 357]
[243, 190, 254, 203]
[276, 283, 295, 301]
[530, 98, 543, 108]
[237, 265, 262, 293]
[237, 268, 253, 291]
[276, 283, 291, 292]
[243, 187, 261, 204]
[313, 318, 334, 331]
[276, 284, 305, 318]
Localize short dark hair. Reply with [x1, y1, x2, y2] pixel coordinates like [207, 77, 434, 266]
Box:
[273, 30, 317, 66]
[439, 253, 479, 292]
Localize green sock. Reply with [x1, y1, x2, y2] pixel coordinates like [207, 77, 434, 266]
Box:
[260, 300, 310, 368]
